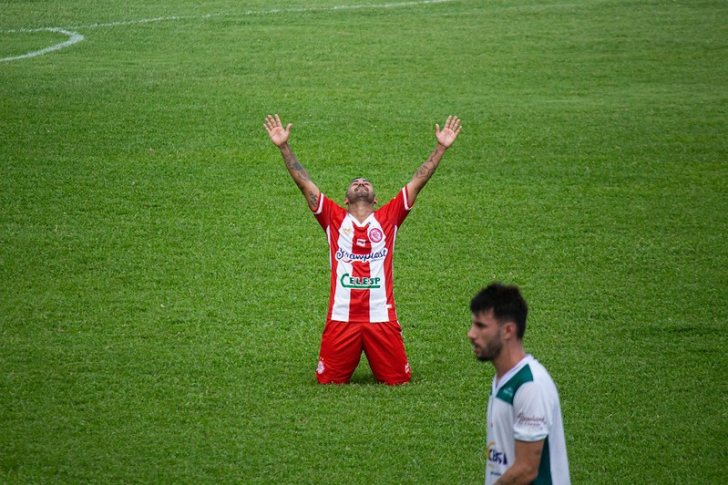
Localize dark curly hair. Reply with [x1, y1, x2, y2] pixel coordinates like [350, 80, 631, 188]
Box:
[470, 282, 529, 339]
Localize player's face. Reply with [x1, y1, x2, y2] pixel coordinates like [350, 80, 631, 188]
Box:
[468, 310, 504, 362]
[346, 178, 375, 204]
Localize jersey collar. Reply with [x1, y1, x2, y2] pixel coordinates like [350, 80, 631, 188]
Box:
[492, 354, 534, 394]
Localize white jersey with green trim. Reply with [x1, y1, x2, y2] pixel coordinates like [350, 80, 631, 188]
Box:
[485, 355, 570, 485]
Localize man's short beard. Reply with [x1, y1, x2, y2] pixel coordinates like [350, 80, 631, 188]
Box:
[477, 336, 503, 362]
[347, 188, 375, 203]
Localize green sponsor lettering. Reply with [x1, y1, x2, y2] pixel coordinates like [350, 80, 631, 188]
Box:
[340, 273, 381, 289]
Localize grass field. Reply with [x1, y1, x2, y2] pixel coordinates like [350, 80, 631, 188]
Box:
[1, 0, 727, 483]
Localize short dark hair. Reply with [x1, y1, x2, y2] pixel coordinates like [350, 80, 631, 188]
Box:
[470, 283, 528, 339]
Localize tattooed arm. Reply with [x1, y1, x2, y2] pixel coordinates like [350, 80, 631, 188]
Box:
[264, 114, 321, 210]
[405, 116, 462, 207]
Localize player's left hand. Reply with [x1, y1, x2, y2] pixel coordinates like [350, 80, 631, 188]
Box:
[435, 115, 462, 148]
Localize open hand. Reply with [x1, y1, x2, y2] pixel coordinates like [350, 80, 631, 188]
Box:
[435, 116, 462, 148]
[264, 114, 292, 147]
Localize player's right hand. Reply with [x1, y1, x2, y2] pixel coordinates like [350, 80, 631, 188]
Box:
[264, 114, 292, 147]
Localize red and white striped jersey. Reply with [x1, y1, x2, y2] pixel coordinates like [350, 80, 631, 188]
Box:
[312, 187, 413, 323]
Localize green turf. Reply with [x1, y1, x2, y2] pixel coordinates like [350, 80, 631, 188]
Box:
[1, 0, 727, 483]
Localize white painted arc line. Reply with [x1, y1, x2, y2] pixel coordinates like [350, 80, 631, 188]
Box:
[0, 0, 453, 62]
[69, 0, 454, 29]
[0, 28, 84, 62]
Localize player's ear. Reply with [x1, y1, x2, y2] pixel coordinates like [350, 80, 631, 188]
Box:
[344, 197, 350, 206]
[502, 321, 517, 340]
[373, 196, 379, 205]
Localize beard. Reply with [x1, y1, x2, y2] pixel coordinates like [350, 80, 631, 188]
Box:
[474, 335, 504, 362]
[347, 186, 375, 204]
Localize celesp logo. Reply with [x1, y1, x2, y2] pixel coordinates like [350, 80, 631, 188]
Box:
[340, 273, 381, 289]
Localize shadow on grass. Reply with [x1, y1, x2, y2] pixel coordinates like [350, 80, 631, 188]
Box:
[347, 373, 381, 385]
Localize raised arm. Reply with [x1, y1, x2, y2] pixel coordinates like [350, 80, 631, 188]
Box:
[264, 114, 321, 211]
[405, 115, 462, 207]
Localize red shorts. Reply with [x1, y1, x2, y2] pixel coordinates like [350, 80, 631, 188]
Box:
[316, 320, 411, 385]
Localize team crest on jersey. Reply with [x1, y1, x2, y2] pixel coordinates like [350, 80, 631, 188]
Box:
[368, 227, 383, 243]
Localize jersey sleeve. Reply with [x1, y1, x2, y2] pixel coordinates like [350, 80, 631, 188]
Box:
[312, 192, 344, 231]
[376, 186, 413, 226]
[512, 381, 551, 442]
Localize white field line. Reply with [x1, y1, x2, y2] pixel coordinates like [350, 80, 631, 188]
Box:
[1, 28, 84, 62]
[0, 0, 453, 62]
